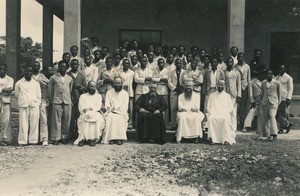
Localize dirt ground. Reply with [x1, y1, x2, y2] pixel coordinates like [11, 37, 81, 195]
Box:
[0, 132, 300, 196]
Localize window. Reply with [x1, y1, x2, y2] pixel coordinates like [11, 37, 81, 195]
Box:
[119, 29, 162, 52]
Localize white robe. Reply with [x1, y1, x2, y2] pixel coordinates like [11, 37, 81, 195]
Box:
[176, 92, 205, 142]
[74, 93, 105, 144]
[102, 89, 129, 144]
[207, 91, 236, 144]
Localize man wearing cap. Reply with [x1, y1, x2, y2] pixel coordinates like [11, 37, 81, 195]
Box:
[135, 82, 167, 144]
[176, 79, 205, 143]
[207, 79, 236, 145]
[102, 76, 129, 145]
[74, 81, 105, 147]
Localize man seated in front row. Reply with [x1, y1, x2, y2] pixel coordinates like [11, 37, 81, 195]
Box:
[101, 76, 129, 145]
[176, 80, 205, 143]
[207, 79, 236, 145]
[135, 82, 167, 144]
[74, 81, 105, 147]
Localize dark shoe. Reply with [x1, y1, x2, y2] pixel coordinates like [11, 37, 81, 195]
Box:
[78, 140, 84, 147]
[52, 140, 59, 145]
[272, 135, 278, 141]
[278, 129, 284, 134]
[90, 140, 96, 147]
[61, 139, 68, 145]
[286, 123, 293, 134]
[116, 140, 123, 145]
[224, 141, 230, 145]
[0, 141, 7, 146]
[109, 141, 114, 145]
[194, 138, 199, 144]
[267, 136, 273, 142]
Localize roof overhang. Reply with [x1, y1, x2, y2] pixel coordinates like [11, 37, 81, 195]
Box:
[36, 0, 64, 20]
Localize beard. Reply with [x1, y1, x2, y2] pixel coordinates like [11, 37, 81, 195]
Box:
[149, 91, 157, 103]
[114, 85, 123, 92]
[184, 88, 193, 100]
[218, 87, 224, 92]
[88, 89, 96, 95]
[25, 75, 32, 81]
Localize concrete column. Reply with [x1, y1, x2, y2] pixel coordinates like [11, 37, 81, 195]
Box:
[64, 0, 81, 53]
[228, 0, 245, 52]
[43, 6, 53, 68]
[6, 0, 21, 80]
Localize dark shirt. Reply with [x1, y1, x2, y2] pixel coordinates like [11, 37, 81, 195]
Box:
[250, 60, 266, 78]
[135, 92, 167, 113]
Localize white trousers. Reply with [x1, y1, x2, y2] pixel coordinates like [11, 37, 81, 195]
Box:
[0, 100, 11, 141]
[230, 96, 238, 131]
[39, 102, 48, 141]
[18, 106, 40, 144]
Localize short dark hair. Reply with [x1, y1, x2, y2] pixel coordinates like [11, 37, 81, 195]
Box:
[70, 59, 79, 64]
[254, 49, 262, 54]
[62, 52, 70, 57]
[0, 62, 7, 69]
[230, 46, 238, 51]
[70, 45, 78, 50]
[58, 60, 67, 67]
[94, 50, 101, 55]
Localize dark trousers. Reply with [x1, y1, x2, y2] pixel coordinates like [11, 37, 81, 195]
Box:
[276, 101, 290, 129]
[237, 89, 249, 130]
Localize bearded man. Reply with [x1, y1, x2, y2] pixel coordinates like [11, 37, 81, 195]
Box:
[176, 80, 205, 143]
[74, 81, 105, 147]
[135, 83, 167, 144]
[101, 76, 129, 145]
[207, 79, 236, 145]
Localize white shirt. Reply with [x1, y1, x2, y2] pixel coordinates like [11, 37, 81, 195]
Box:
[0, 75, 14, 103]
[120, 69, 135, 97]
[275, 73, 293, 101]
[15, 78, 41, 107]
[210, 71, 217, 88]
[83, 64, 98, 83]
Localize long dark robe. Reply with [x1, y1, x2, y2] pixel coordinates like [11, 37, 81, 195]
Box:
[135, 93, 167, 142]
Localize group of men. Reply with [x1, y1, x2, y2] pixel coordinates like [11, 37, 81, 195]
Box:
[0, 39, 294, 146]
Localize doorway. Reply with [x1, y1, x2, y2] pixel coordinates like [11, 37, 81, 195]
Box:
[270, 32, 300, 94]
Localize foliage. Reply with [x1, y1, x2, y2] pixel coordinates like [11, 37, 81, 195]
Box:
[0, 36, 42, 66]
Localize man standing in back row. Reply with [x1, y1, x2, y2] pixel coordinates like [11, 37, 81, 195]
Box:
[234, 53, 252, 131]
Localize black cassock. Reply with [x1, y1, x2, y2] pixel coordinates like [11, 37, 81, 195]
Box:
[135, 93, 167, 142]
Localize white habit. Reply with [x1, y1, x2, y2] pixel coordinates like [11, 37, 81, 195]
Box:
[207, 91, 236, 144]
[176, 92, 205, 142]
[74, 92, 105, 144]
[102, 89, 129, 144]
